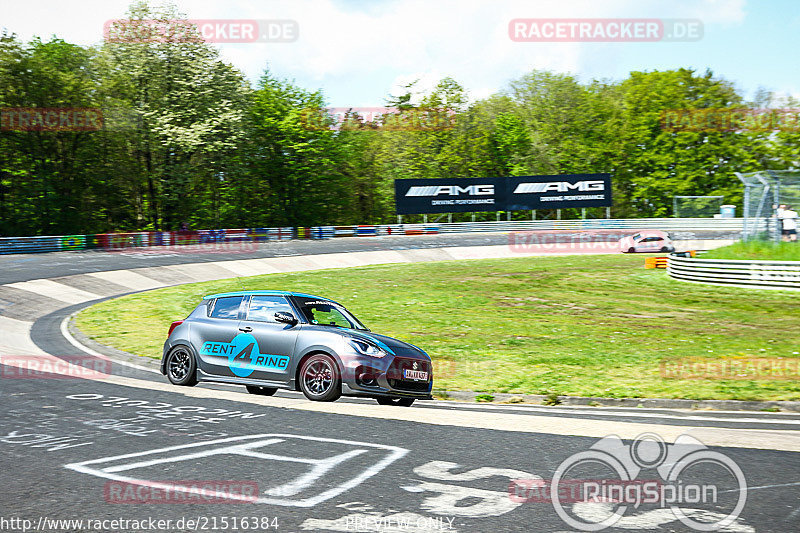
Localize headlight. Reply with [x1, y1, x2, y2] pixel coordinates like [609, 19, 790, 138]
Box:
[348, 338, 387, 358]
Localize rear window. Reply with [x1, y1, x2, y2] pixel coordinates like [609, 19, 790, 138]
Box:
[209, 296, 242, 320]
[187, 302, 208, 318]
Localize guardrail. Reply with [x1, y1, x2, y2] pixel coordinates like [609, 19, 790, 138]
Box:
[432, 217, 751, 233]
[0, 218, 751, 255]
[667, 255, 800, 291]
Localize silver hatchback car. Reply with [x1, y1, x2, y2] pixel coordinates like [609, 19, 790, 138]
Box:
[161, 291, 433, 405]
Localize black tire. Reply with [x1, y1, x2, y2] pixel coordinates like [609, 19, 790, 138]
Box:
[660, 246, 669, 252]
[376, 397, 415, 407]
[299, 354, 341, 402]
[166, 345, 197, 386]
[246, 385, 278, 396]
[627, 247, 636, 253]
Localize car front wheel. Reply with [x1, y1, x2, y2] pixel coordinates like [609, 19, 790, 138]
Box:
[166, 346, 197, 386]
[299, 354, 341, 402]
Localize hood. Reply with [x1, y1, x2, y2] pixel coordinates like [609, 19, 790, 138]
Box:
[345, 330, 428, 358]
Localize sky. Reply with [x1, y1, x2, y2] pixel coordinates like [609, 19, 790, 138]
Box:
[2, 0, 799, 106]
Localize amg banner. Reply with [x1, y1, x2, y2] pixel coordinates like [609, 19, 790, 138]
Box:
[394, 174, 612, 214]
[507, 173, 612, 210]
[394, 177, 506, 215]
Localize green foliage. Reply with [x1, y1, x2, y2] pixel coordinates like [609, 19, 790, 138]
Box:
[1, 2, 798, 235]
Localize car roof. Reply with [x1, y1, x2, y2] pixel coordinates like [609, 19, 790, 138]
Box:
[202, 290, 330, 301]
[635, 230, 668, 237]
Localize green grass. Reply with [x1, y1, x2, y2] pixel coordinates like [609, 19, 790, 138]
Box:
[75, 254, 800, 401]
[703, 241, 800, 261]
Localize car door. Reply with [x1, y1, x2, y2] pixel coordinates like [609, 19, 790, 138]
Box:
[237, 294, 300, 383]
[192, 295, 244, 377]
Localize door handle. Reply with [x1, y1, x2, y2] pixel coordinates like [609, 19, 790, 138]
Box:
[239, 326, 252, 333]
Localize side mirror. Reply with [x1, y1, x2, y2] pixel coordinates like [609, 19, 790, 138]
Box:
[274, 311, 298, 326]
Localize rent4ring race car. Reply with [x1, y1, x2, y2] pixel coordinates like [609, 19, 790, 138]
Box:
[161, 291, 433, 406]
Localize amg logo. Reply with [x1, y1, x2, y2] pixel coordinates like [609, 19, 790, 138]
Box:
[406, 185, 495, 197]
[513, 180, 605, 194]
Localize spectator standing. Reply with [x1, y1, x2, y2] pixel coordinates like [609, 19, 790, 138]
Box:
[780, 206, 798, 242]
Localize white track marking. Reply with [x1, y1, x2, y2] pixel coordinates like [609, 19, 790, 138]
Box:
[85, 270, 165, 291]
[571, 501, 754, 532]
[161, 263, 240, 282]
[404, 481, 519, 518]
[6, 279, 99, 304]
[64, 434, 408, 507]
[0, 316, 45, 355]
[60, 313, 160, 374]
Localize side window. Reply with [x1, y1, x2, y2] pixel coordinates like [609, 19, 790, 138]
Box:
[209, 296, 242, 320]
[247, 295, 294, 323]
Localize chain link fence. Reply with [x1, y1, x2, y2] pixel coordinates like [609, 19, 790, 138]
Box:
[736, 171, 800, 241]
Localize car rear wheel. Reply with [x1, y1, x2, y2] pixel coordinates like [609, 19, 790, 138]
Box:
[660, 246, 670, 252]
[246, 385, 278, 396]
[166, 346, 197, 386]
[299, 354, 341, 402]
[376, 397, 415, 407]
[627, 247, 636, 253]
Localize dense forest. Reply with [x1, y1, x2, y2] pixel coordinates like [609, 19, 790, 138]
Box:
[0, 2, 798, 236]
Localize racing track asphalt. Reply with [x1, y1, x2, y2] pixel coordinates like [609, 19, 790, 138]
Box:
[0, 232, 798, 532]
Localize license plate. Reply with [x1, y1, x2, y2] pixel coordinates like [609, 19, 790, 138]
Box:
[403, 369, 428, 381]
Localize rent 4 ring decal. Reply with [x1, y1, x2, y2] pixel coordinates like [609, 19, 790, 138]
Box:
[200, 333, 289, 378]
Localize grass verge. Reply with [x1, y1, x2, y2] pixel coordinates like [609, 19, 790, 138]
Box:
[75, 254, 800, 401]
[703, 241, 800, 261]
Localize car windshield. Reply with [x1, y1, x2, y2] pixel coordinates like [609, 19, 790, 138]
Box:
[292, 296, 368, 330]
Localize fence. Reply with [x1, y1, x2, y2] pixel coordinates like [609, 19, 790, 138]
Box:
[0, 218, 750, 255]
[667, 255, 800, 291]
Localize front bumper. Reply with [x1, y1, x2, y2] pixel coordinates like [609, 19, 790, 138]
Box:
[340, 353, 433, 400]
